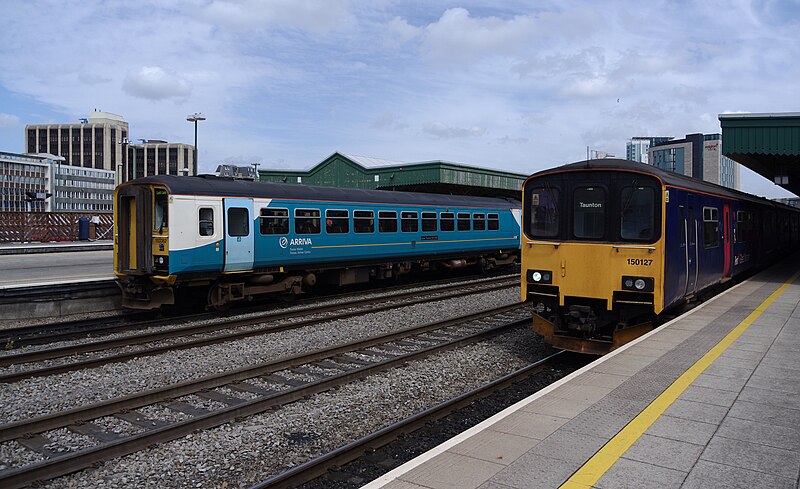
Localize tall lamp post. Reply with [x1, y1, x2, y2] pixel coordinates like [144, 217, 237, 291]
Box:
[186, 112, 206, 176]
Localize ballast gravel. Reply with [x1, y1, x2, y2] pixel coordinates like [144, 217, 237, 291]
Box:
[39, 327, 552, 488]
[0, 288, 519, 424]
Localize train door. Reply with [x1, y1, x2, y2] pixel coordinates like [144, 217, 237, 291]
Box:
[722, 203, 732, 277]
[223, 198, 254, 272]
[684, 197, 698, 296]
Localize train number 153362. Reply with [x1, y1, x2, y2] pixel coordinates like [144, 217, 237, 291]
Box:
[626, 258, 653, 266]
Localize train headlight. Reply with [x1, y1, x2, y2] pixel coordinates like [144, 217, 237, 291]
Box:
[622, 276, 654, 292]
[527, 269, 553, 284]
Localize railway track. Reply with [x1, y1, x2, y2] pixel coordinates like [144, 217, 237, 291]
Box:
[0, 276, 519, 383]
[258, 350, 567, 489]
[0, 272, 517, 348]
[0, 302, 530, 488]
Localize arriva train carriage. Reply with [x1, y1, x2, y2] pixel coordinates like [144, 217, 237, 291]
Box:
[521, 159, 800, 354]
[114, 175, 521, 309]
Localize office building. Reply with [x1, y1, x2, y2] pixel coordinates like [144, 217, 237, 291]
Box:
[626, 137, 674, 164]
[649, 133, 739, 189]
[25, 111, 195, 184]
[0, 151, 114, 212]
[126, 140, 195, 181]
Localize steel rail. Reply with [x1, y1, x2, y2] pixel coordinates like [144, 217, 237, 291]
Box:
[0, 304, 529, 489]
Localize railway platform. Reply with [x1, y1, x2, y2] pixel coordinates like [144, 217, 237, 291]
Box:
[0, 240, 113, 255]
[364, 254, 800, 489]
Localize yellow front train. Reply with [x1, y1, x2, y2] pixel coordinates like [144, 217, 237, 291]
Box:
[521, 160, 667, 354]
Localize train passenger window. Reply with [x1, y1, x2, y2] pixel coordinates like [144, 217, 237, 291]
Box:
[473, 213, 486, 231]
[295, 209, 321, 235]
[457, 213, 471, 231]
[326, 209, 349, 234]
[153, 188, 168, 232]
[703, 207, 719, 248]
[227, 208, 249, 237]
[488, 213, 500, 231]
[736, 211, 752, 243]
[260, 208, 289, 235]
[354, 210, 374, 233]
[199, 207, 214, 236]
[401, 211, 419, 232]
[573, 187, 605, 239]
[379, 211, 398, 233]
[528, 187, 559, 237]
[421, 212, 437, 232]
[440, 213, 455, 231]
[620, 187, 655, 241]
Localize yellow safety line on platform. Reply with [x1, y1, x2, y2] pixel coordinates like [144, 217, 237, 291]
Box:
[560, 269, 800, 489]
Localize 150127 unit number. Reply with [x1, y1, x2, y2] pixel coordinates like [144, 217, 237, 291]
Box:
[627, 258, 653, 266]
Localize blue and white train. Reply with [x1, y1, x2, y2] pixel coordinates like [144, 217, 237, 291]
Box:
[114, 175, 521, 309]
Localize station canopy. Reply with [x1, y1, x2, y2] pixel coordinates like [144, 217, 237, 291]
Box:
[719, 112, 800, 197]
[257, 152, 526, 200]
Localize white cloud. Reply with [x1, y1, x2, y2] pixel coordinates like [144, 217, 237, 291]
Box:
[122, 66, 193, 101]
[0, 113, 20, 130]
[423, 121, 486, 139]
[197, 0, 356, 34]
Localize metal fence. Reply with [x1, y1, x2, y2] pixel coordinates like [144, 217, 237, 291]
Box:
[0, 212, 114, 243]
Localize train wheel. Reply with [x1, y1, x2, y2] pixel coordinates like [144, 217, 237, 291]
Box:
[207, 283, 231, 311]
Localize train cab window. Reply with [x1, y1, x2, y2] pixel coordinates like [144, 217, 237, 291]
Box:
[295, 209, 321, 235]
[421, 212, 437, 232]
[528, 187, 559, 237]
[488, 213, 500, 231]
[620, 186, 655, 241]
[573, 187, 605, 239]
[354, 210, 374, 233]
[379, 211, 398, 233]
[440, 212, 455, 231]
[703, 207, 719, 248]
[401, 211, 419, 232]
[227, 208, 249, 237]
[260, 208, 289, 235]
[153, 188, 168, 233]
[473, 213, 486, 231]
[199, 207, 214, 236]
[326, 209, 349, 234]
[457, 213, 471, 231]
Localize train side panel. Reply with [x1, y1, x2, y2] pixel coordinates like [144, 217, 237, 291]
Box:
[169, 195, 224, 275]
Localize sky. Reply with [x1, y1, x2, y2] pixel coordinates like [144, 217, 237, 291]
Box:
[0, 0, 798, 198]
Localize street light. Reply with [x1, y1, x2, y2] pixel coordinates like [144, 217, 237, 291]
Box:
[186, 112, 206, 176]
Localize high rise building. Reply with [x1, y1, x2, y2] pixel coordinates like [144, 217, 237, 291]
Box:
[626, 137, 674, 164]
[25, 111, 128, 183]
[25, 111, 195, 184]
[125, 140, 195, 181]
[648, 133, 739, 189]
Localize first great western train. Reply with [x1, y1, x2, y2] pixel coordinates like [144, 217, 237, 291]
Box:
[521, 159, 800, 354]
[114, 175, 521, 309]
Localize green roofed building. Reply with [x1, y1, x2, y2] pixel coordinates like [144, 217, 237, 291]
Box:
[257, 152, 525, 200]
[719, 112, 800, 197]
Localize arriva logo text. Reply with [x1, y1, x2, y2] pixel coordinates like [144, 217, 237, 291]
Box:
[290, 238, 313, 246]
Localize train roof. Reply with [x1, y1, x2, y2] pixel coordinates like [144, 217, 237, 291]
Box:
[530, 159, 797, 210]
[122, 174, 520, 209]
